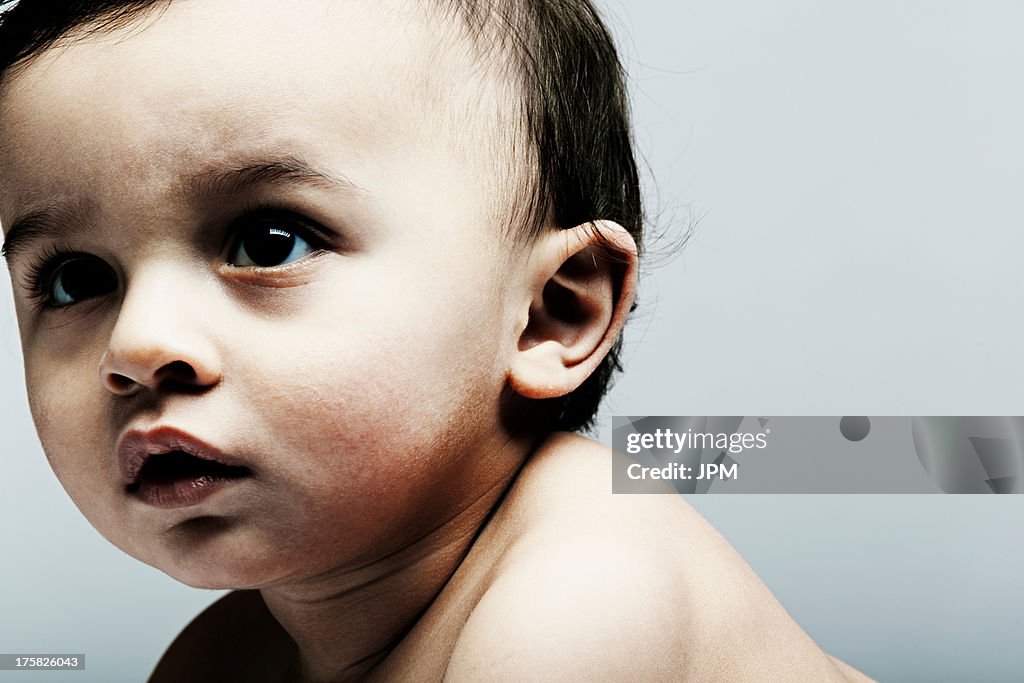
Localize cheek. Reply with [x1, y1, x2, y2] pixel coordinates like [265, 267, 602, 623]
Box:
[26, 353, 103, 470]
[230, 272, 508, 524]
[246, 319, 482, 470]
[211, 340, 480, 575]
[253, 262, 506, 443]
[23, 353, 127, 542]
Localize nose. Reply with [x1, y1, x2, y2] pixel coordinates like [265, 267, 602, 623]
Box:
[99, 269, 222, 396]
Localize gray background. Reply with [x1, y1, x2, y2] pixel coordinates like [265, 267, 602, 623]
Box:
[2, 0, 1022, 681]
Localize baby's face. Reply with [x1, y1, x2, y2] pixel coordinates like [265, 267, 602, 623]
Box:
[0, 0, 525, 587]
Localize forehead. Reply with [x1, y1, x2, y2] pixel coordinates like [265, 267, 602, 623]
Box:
[0, 0, 502, 227]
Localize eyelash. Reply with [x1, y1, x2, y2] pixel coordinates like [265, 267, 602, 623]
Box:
[21, 241, 81, 313]
[20, 205, 333, 313]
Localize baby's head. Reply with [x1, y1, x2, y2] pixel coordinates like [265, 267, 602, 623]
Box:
[0, 0, 640, 587]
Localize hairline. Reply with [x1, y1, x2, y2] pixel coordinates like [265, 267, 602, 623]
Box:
[0, 0, 545, 248]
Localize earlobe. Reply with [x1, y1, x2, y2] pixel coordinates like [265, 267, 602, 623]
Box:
[508, 220, 637, 400]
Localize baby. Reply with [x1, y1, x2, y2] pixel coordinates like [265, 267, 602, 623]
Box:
[0, 0, 873, 681]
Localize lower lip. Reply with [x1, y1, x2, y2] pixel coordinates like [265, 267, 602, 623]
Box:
[129, 474, 247, 509]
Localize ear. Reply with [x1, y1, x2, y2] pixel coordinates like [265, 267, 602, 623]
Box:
[508, 220, 638, 400]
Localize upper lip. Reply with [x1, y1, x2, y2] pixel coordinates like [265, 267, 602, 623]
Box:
[116, 426, 245, 486]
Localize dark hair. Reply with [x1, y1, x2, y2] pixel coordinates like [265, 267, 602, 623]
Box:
[0, 0, 643, 434]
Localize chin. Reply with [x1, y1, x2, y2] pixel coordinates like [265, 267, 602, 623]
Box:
[160, 559, 278, 591]
[172, 574, 241, 591]
[140, 537, 295, 591]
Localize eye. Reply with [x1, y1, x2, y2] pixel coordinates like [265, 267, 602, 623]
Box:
[227, 213, 322, 268]
[32, 254, 118, 308]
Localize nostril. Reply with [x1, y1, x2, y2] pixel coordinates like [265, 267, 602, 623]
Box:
[158, 360, 197, 383]
[99, 346, 221, 395]
[154, 360, 217, 394]
[108, 373, 137, 393]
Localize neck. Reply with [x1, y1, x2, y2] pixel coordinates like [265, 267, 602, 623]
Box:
[260, 432, 534, 682]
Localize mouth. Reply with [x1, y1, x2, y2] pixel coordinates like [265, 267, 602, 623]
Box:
[118, 427, 251, 509]
[126, 449, 250, 489]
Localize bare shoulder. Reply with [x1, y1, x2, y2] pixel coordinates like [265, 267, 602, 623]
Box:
[148, 590, 297, 683]
[444, 433, 875, 682]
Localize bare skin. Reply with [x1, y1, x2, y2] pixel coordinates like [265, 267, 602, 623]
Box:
[0, 1, 874, 681]
[152, 434, 875, 682]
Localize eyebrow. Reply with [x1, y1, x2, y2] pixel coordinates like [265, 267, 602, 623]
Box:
[0, 202, 91, 267]
[1, 155, 366, 267]
[187, 156, 366, 200]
